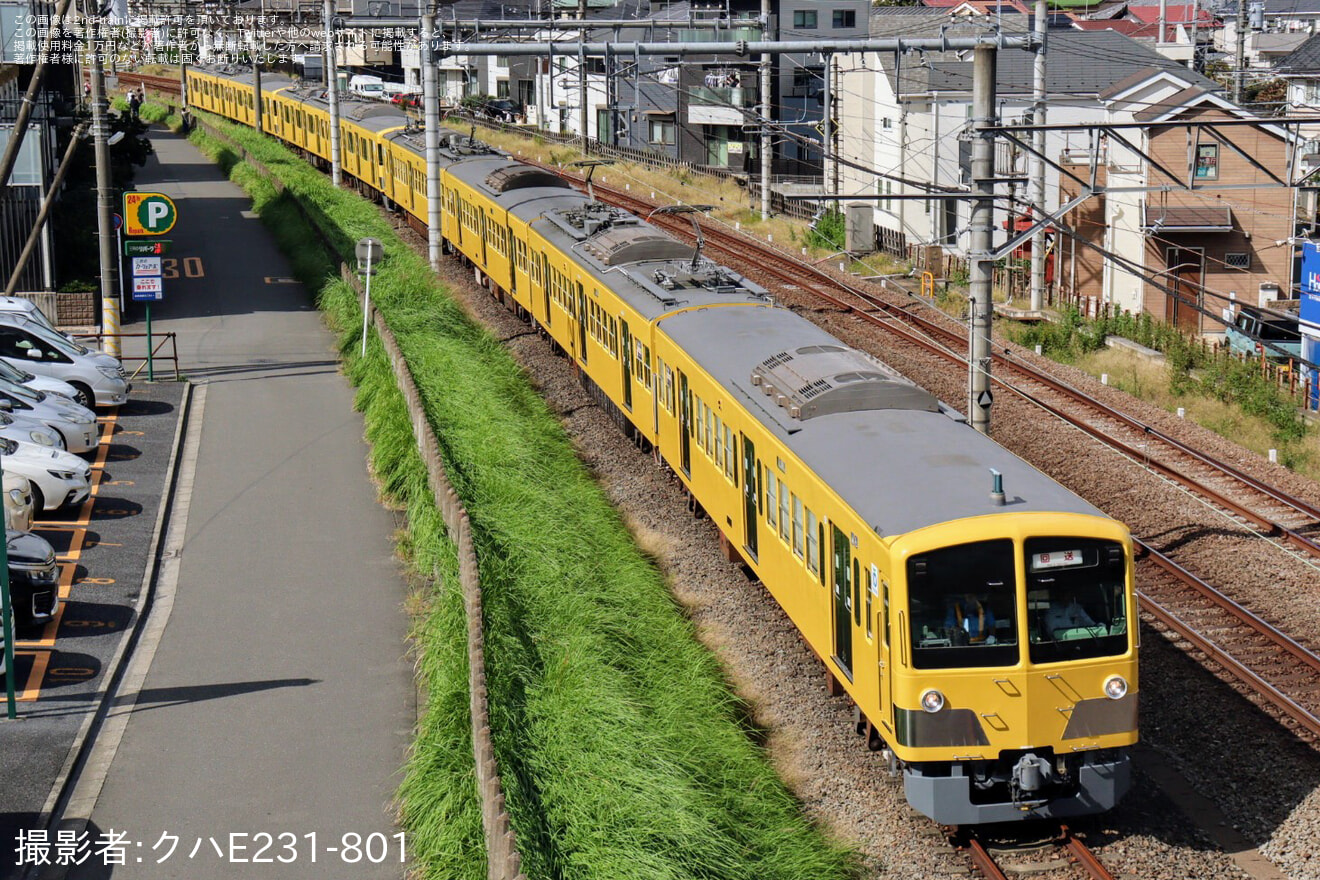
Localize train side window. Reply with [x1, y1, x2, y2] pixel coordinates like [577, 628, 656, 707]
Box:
[866, 574, 873, 640]
[766, 472, 778, 532]
[806, 509, 819, 575]
[791, 495, 804, 557]
[713, 413, 723, 465]
[853, 558, 862, 626]
[724, 424, 736, 482]
[817, 521, 826, 583]
[882, 581, 890, 646]
[778, 482, 790, 542]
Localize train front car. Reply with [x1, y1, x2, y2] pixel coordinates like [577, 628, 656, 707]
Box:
[890, 507, 1136, 824]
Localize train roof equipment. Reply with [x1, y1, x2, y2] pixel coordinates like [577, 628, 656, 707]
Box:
[661, 305, 1106, 538]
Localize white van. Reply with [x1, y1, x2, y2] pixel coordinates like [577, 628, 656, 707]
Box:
[348, 75, 387, 99]
[0, 313, 129, 408]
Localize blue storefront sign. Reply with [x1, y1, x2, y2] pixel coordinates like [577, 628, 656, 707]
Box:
[1302, 242, 1320, 409]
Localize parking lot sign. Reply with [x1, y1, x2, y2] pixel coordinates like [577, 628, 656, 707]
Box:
[132, 277, 163, 301]
[123, 192, 177, 236]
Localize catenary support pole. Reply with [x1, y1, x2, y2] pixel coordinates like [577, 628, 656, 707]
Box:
[759, 0, 772, 219]
[1030, 0, 1047, 311]
[578, 42, 588, 152]
[969, 44, 997, 435]
[325, 0, 342, 185]
[91, 21, 121, 360]
[1235, 0, 1248, 105]
[423, 12, 441, 271]
[822, 52, 833, 196]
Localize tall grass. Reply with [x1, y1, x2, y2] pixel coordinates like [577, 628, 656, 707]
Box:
[188, 110, 858, 880]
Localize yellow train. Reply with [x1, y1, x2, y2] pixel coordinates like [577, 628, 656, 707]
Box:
[187, 65, 1138, 824]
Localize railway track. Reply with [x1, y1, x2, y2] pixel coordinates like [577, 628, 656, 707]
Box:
[956, 825, 1117, 880]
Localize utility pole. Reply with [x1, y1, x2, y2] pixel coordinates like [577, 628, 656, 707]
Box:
[822, 52, 833, 196]
[423, 12, 441, 271]
[1030, 0, 1047, 311]
[325, 0, 341, 185]
[969, 45, 997, 435]
[1235, 0, 1248, 104]
[759, 0, 772, 219]
[91, 18, 121, 360]
[578, 42, 588, 152]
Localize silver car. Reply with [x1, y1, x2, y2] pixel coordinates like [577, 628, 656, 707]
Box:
[0, 376, 99, 454]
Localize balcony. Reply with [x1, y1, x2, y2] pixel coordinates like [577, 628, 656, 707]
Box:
[677, 26, 761, 43]
[690, 86, 753, 108]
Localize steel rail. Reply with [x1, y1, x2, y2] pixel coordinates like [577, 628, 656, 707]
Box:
[1138, 541, 1320, 673]
[1061, 827, 1118, 880]
[1139, 591, 1320, 739]
[964, 836, 1012, 880]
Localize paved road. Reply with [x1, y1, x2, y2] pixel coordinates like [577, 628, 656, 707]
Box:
[46, 127, 414, 878]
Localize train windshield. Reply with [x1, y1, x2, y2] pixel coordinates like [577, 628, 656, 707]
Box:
[908, 539, 1019, 669]
[1025, 537, 1128, 664]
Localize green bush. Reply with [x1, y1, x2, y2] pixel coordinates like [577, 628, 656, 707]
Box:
[806, 208, 846, 252]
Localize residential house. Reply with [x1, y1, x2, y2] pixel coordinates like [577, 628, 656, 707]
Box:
[835, 19, 1219, 271]
[1062, 70, 1293, 331]
[520, 0, 867, 176]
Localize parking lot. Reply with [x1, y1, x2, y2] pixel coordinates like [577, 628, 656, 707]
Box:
[0, 381, 187, 862]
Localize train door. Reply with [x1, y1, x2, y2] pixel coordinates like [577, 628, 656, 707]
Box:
[831, 525, 854, 678]
[678, 371, 692, 476]
[741, 436, 758, 560]
[620, 318, 633, 410]
[507, 226, 517, 296]
[479, 210, 488, 266]
[575, 283, 588, 365]
[541, 254, 551, 326]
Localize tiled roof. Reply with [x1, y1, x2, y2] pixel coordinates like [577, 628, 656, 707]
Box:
[1276, 31, 1320, 71]
[1128, 4, 1216, 22]
[889, 28, 1218, 96]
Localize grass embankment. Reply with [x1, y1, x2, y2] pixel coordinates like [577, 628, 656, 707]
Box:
[186, 109, 858, 880]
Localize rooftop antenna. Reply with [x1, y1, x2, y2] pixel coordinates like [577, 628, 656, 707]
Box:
[568, 158, 614, 201]
[648, 204, 716, 271]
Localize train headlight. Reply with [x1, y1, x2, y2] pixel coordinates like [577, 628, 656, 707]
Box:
[919, 688, 946, 713]
[1103, 675, 1129, 700]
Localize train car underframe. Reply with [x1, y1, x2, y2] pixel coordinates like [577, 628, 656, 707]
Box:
[902, 748, 1131, 825]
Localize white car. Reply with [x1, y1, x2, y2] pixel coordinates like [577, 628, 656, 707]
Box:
[3, 472, 34, 532]
[0, 437, 91, 511]
[0, 411, 62, 450]
[0, 376, 99, 454]
[0, 313, 130, 408]
[0, 355, 78, 400]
